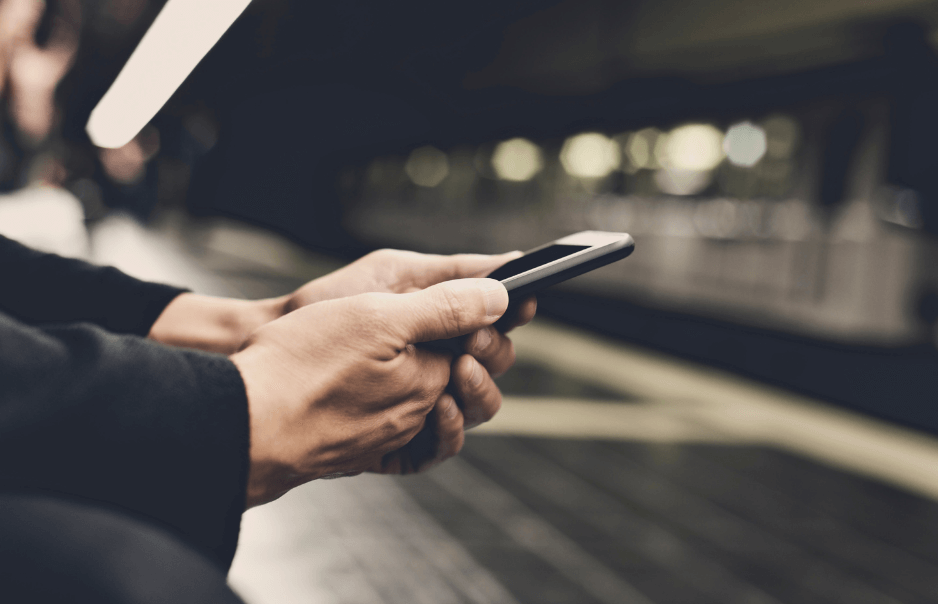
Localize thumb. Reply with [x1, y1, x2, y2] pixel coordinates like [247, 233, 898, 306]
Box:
[390, 278, 508, 343]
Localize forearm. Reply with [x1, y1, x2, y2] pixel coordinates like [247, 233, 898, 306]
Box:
[0, 234, 184, 335]
[148, 293, 288, 354]
[0, 312, 251, 568]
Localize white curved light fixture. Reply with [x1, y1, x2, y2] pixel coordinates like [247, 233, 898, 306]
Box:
[86, 0, 252, 149]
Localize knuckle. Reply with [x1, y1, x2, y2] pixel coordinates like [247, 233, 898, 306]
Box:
[385, 415, 407, 440]
[386, 411, 422, 445]
[353, 292, 383, 314]
[467, 328, 494, 357]
[370, 248, 398, 263]
[370, 249, 405, 283]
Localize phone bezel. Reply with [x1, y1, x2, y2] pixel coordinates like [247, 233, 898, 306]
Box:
[498, 230, 634, 299]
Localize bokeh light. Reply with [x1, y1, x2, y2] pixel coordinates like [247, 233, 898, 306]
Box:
[659, 124, 724, 171]
[492, 138, 543, 182]
[724, 121, 768, 167]
[623, 128, 663, 171]
[654, 169, 713, 196]
[560, 132, 621, 178]
[763, 114, 801, 159]
[405, 145, 449, 188]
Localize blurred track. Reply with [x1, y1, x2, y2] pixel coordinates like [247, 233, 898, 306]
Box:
[28, 204, 938, 604]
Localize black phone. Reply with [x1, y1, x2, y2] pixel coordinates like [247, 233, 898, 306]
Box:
[424, 231, 634, 353]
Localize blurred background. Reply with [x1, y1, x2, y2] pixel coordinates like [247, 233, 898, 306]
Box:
[5, 0, 938, 602]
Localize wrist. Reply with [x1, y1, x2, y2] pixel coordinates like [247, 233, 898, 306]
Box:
[239, 296, 289, 346]
[230, 342, 303, 507]
[149, 293, 288, 354]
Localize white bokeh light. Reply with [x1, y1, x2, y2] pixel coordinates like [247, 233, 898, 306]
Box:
[623, 128, 663, 171]
[405, 146, 449, 188]
[660, 124, 724, 171]
[724, 121, 768, 167]
[492, 138, 543, 182]
[560, 133, 621, 179]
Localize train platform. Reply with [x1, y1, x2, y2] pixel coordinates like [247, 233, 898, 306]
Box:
[229, 318, 938, 604]
[12, 206, 938, 604]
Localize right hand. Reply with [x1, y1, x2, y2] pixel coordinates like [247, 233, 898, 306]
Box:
[230, 278, 508, 507]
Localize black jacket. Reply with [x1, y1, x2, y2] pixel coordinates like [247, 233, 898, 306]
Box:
[0, 234, 249, 569]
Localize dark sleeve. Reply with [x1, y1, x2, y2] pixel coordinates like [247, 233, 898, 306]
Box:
[0, 234, 186, 335]
[0, 311, 250, 569]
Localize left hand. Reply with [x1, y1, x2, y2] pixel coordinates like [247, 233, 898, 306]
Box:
[150, 249, 535, 355]
[283, 248, 521, 309]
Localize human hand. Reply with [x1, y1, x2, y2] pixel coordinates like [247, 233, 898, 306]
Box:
[284, 248, 520, 309]
[149, 249, 535, 356]
[0, 0, 78, 144]
[151, 249, 536, 449]
[285, 248, 537, 432]
[230, 278, 508, 507]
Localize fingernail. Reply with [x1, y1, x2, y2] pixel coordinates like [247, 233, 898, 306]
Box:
[474, 327, 492, 352]
[468, 358, 485, 389]
[443, 397, 459, 420]
[478, 279, 507, 318]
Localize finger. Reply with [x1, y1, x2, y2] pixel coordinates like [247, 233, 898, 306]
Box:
[493, 296, 537, 334]
[386, 278, 508, 344]
[407, 251, 523, 289]
[363, 423, 425, 475]
[432, 394, 465, 463]
[463, 327, 516, 377]
[451, 355, 503, 429]
[513, 296, 538, 328]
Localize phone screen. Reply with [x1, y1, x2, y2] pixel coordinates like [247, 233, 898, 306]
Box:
[487, 244, 589, 281]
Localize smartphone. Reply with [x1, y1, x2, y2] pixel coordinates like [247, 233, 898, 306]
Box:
[423, 231, 634, 353]
[486, 231, 635, 301]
